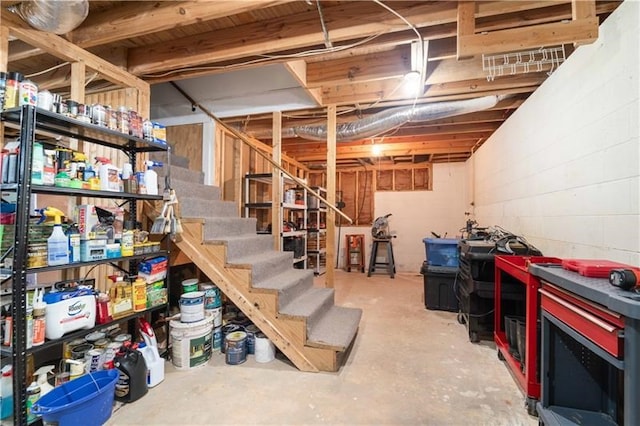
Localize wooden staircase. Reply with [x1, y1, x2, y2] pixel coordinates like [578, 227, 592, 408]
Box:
[154, 161, 362, 372]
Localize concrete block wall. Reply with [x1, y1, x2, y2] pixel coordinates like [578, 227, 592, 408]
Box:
[469, 1, 639, 265]
[336, 162, 468, 272]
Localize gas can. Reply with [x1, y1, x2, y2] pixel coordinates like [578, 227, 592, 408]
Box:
[114, 347, 148, 402]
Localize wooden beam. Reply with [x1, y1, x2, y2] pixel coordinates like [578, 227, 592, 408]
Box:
[307, 46, 411, 87]
[326, 105, 337, 288]
[2, 12, 148, 93]
[0, 24, 8, 73]
[127, 2, 456, 75]
[272, 112, 282, 251]
[572, 0, 597, 46]
[69, 62, 85, 103]
[284, 60, 322, 105]
[457, 1, 477, 60]
[458, 18, 598, 58]
[292, 143, 477, 162]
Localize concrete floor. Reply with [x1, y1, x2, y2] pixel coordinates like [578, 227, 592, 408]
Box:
[107, 271, 537, 425]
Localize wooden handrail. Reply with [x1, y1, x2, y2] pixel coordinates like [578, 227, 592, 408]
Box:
[169, 81, 353, 224]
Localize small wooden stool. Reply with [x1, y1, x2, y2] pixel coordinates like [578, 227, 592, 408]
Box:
[367, 238, 395, 278]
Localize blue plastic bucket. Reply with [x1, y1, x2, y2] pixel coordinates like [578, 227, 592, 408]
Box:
[31, 369, 118, 426]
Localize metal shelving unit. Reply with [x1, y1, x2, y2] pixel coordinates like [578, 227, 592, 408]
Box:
[0, 105, 169, 425]
[243, 173, 307, 267]
[307, 187, 326, 275]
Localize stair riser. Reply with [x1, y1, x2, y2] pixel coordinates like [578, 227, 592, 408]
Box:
[277, 272, 315, 310]
[305, 291, 336, 332]
[243, 253, 294, 282]
[203, 217, 257, 239]
[172, 179, 221, 200]
[158, 165, 204, 184]
[222, 235, 275, 261]
[180, 198, 238, 218]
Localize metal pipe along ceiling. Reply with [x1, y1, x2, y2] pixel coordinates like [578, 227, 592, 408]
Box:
[250, 95, 501, 142]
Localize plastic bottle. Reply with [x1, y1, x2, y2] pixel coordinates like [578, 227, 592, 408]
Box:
[44, 207, 70, 266]
[66, 223, 81, 263]
[137, 342, 164, 387]
[138, 317, 158, 349]
[0, 365, 13, 420]
[95, 156, 121, 192]
[32, 289, 47, 346]
[26, 380, 41, 423]
[34, 365, 54, 396]
[143, 161, 162, 196]
[132, 278, 147, 312]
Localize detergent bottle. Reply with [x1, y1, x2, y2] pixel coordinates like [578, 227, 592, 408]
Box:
[41, 207, 69, 266]
[0, 365, 13, 420]
[143, 161, 162, 196]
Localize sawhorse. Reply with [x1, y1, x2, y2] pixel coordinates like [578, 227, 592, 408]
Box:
[367, 238, 396, 278]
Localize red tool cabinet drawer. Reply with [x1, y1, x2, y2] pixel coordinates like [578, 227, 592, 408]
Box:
[540, 283, 624, 358]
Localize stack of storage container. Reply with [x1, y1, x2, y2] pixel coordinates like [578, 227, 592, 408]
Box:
[420, 238, 460, 312]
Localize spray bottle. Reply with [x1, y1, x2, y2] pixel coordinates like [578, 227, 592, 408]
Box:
[34, 365, 55, 396]
[39, 207, 69, 266]
[143, 161, 162, 196]
[25, 379, 40, 423]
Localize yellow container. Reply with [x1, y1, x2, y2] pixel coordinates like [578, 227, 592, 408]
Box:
[132, 278, 147, 312]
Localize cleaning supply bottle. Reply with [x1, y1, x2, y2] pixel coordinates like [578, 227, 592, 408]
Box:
[143, 161, 162, 196]
[32, 289, 47, 346]
[34, 365, 54, 396]
[0, 365, 13, 420]
[41, 207, 69, 266]
[138, 317, 158, 349]
[26, 380, 40, 423]
[95, 156, 121, 192]
[137, 342, 164, 388]
[66, 223, 81, 263]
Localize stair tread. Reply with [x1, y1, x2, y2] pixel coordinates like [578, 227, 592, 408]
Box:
[253, 269, 313, 291]
[279, 287, 333, 317]
[231, 250, 292, 266]
[307, 306, 363, 351]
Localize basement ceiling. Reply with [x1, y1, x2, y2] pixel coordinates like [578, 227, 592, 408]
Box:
[1, 0, 622, 167]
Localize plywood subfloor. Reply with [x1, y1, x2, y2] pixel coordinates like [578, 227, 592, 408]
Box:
[107, 271, 536, 425]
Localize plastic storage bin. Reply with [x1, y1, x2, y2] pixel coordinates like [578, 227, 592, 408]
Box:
[420, 262, 459, 312]
[423, 238, 459, 271]
[31, 369, 118, 426]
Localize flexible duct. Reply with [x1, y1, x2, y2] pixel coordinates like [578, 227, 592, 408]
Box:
[250, 95, 500, 142]
[10, 0, 89, 34]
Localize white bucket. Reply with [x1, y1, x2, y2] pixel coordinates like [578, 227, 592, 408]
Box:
[170, 314, 214, 370]
[179, 291, 205, 323]
[254, 332, 275, 363]
[205, 307, 222, 327]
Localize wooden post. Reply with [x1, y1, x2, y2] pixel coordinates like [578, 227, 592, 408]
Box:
[456, 1, 476, 60]
[272, 111, 282, 251]
[326, 105, 337, 288]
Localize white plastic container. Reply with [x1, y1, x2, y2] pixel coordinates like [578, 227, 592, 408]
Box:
[98, 161, 120, 192]
[137, 342, 165, 387]
[170, 314, 214, 370]
[43, 288, 96, 339]
[143, 163, 158, 196]
[47, 222, 69, 266]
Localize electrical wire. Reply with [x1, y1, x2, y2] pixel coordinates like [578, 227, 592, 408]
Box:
[141, 33, 383, 79]
[25, 61, 70, 78]
[316, 0, 332, 49]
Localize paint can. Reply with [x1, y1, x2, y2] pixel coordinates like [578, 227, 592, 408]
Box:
[181, 278, 199, 293]
[206, 307, 222, 327]
[179, 291, 205, 323]
[212, 327, 222, 352]
[63, 338, 86, 359]
[254, 333, 276, 363]
[244, 324, 260, 355]
[224, 331, 248, 365]
[70, 343, 93, 360]
[170, 314, 214, 370]
[220, 324, 242, 353]
[104, 341, 122, 363]
[114, 333, 132, 345]
[85, 348, 105, 372]
[199, 282, 221, 309]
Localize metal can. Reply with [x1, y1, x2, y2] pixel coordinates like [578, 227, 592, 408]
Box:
[85, 348, 106, 372]
[18, 79, 38, 106]
[92, 104, 106, 126]
[117, 106, 129, 134]
[4, 71, 23, 109]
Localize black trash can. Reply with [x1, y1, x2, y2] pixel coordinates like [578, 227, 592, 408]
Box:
[420, 261, 459, 312]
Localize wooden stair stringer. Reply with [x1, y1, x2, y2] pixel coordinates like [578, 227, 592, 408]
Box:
[175, 220, 338, 372]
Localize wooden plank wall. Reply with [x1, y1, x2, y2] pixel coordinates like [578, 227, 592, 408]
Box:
[166, 123, 203, 172]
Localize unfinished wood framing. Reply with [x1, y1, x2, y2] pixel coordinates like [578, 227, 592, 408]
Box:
[272, 111, 283, 251]
[325, 105, 337, 288]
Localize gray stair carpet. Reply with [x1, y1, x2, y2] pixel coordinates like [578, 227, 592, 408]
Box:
[166, 153, 362, 360]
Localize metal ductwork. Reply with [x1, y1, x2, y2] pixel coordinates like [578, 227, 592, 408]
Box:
[10, 0, 89, 34]
[249, 95, 501, 142]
